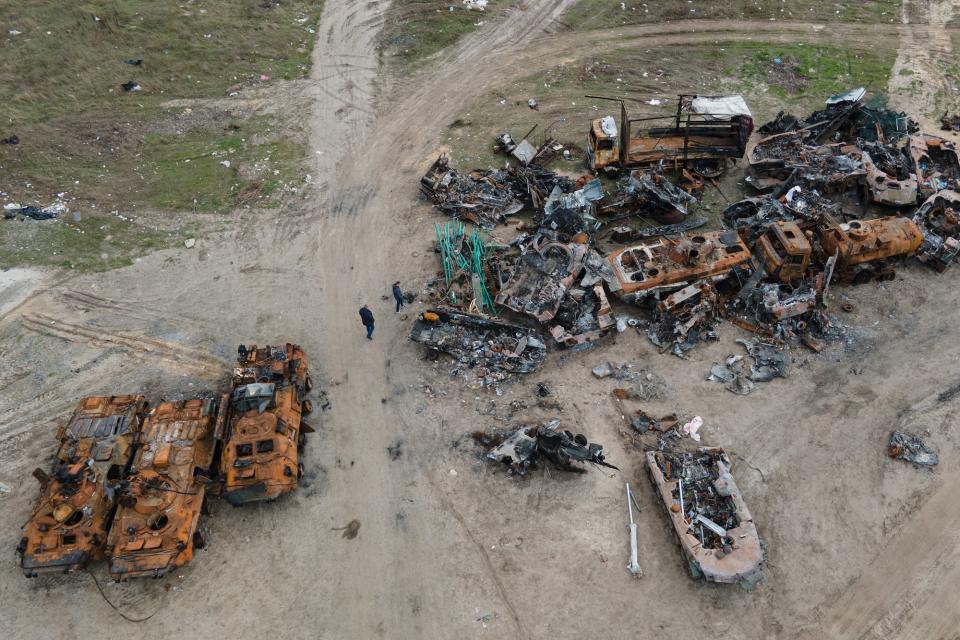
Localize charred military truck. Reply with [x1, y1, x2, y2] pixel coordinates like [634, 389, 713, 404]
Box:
[220, 343, 314, 506]
[107, 397, 226, 580]
[18, 395, 148, 577]
[753, 214, 923, 285]
[587, 95, 754, 175]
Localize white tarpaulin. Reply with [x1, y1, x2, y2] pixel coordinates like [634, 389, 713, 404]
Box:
[600, 115, 618, 137]
[690, 95, 752, 121]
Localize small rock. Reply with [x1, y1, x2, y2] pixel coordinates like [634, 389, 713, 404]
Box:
[184, 238, 196, 249]
[592, 362, 614, 378]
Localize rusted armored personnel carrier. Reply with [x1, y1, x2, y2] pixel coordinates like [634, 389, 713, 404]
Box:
[220, 344, 313, 506]
[17, 395, 148, 576]
[107, 397, 226, 580]
[606, 229, 751, 303]
[647, 448, 763, 588]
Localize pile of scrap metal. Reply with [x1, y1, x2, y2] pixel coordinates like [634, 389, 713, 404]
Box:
[646, 448, 763, 587]
[757, 88, 916, 144]
[420, 155, 523, 228]
[16, 343, 316, 580]
[495, 231, 618, 347]
[887, 430, 939, 467]
[480, 418, 617, 475]
[748, 88, 959, 208]
[598, 168, 701, 224]
[409, 309, 546, 390]
[913, 190, 960, 272]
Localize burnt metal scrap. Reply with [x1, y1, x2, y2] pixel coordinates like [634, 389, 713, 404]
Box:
[410, 309, 546, 389]
[18, 395, 148, 577]
[481, 418, 617, 475]
[420, 155, 523, 228]
[108, 397, 224, 580]
[647, 448, 763, 587]
[599, 169, 700, 224]
[887, 431, 939, 467]
[913, 190, 960, 272]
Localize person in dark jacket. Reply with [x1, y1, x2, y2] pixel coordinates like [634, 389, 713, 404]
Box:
[392, 281, 405, 313]
[359, 304, 375, 340]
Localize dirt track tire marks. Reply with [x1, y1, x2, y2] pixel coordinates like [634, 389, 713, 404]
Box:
[19, 313, 226, 373]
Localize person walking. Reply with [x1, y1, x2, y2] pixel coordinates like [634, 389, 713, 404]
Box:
[392, 281, 405, 313]
[359, 304, 375, 340]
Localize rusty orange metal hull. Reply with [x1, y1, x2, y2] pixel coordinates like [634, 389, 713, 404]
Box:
[220, 344, 311, 506]
[107, 397, 224, 580]
[18, 395, 147, 577]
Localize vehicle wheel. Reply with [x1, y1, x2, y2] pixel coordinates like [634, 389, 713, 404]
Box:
[305, 376, 314, 392]
[852, 269, 873, 285]
[302, 399, 313, 414]
[297, 430, 306, 452]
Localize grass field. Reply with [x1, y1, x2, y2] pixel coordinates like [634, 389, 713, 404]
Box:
[380, 0, 512, 69]
[0, 1, 322, 270]
[561, 0, 902, 29]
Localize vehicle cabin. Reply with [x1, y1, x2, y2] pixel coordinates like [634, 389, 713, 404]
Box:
[755, 221, 812, 283]
[588, 95, 754, 173]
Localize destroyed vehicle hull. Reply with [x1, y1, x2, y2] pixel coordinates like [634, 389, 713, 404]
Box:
[589, 95, 752, 173]
[18, 395, 148, 577]
[495, 238, 589, 322]
[107, 397, 225, 580]
[410, 309, 546, 375]
[817, 215, 923, 282]
[220, 344, 312, 506]
[914, 190, 960, 272]
[745, 132, 864, 193]
[606, 230, 751, 303]
[646, 449, 763, 586]
[909, 134, 960, 199]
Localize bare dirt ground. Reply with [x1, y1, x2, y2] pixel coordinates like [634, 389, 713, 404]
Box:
[3, 2, 960, 639]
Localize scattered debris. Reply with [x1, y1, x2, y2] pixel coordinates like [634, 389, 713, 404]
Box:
[4, 200, 67, 221]
[481, 418, 617, 475]
[887, 431, 938, 467]
[184, 238, 196, 248]
[1, 134, 19, 145]
[121, 80, 141, 92]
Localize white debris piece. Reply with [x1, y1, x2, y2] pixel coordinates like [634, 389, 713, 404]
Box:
[682, 416, 703, 442]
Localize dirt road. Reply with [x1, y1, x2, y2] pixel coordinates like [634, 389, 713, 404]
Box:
[3, 3, 960, 639]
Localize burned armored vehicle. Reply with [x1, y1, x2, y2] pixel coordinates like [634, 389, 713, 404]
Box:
[220, 344, 314, 506]
[107, 397, 226, 579]
[647, 448, 763, 587]
[606, 230, 752, 304]
[18, 395, 148, 576]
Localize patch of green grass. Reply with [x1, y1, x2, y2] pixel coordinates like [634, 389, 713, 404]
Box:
[0, 1, 321, 270]
[381, 1, 511, 68]
[0, 214, 173, 272]
[0, 1, 323, 129]
[561, 0, 901, 29]
[140, 122, 306, 212]
[734, 42, 896, 104]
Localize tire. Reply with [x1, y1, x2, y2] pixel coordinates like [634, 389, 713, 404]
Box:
[302, 399, 313, 415]
[305, 376, 314, 392]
